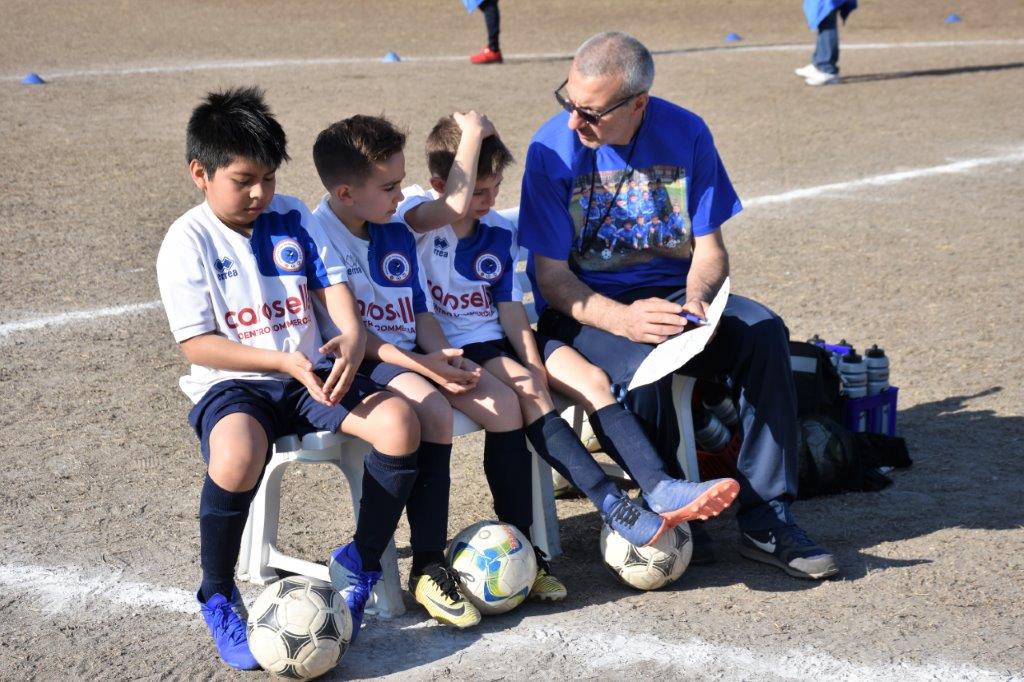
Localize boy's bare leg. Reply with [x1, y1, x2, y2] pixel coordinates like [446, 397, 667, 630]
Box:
[207, 412, 269, 492]
[339, 392, 420, 455]
[386, 373, 453, 444]
[443, 370, 522, 432]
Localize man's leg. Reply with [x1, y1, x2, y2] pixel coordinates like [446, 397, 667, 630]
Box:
[812, 10, 840, 75]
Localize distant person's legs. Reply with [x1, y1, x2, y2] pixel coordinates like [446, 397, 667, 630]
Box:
[470, 0, 503, 64]
[812, 10, 840, 75]
[795, 9, 839, 85]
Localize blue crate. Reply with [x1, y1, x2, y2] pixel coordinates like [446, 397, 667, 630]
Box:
[844, 387, 898, 436]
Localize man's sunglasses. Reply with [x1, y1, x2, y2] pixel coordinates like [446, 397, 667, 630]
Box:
[554, 79, 642, 125]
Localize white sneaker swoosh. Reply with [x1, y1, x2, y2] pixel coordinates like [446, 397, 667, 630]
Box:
[745, 533, 777, 554]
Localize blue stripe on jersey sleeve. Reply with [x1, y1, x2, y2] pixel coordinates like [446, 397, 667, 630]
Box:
[251, 209, 329, 282]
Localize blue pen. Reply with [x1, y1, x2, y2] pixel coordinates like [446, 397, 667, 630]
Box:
[682, 312, 708, 326]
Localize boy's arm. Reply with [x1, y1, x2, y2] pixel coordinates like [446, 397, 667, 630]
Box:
[180, 333, 330, 405]
[313, 283, 366, 403]
[365, 331, 480, 393]
[403, 111, 495, 233]
[498, 301, 549, 391]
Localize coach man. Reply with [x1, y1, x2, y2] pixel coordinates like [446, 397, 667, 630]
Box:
[518, 31, 838, 580]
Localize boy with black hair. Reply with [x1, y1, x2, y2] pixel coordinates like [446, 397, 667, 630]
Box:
[400, 114, 741, 562]
[157, 87, 422, 668]
[311, 113, 493, 629]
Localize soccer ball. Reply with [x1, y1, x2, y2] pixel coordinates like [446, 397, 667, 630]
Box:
[447, 521, 537, 615]
[578, 413, 602, 453]
[600, 248, 613, 261]
[247, 576, 352, 680]
[600, 522, 693, 591]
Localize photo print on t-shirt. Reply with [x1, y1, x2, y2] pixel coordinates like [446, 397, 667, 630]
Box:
[569, 165, 691, 273]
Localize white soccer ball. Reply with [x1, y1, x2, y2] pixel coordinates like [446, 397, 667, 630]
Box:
[578, 413, 602, 453]
[447, 521, 537, 615]
[247, 576, 352, 680]
[600, 522, 693, 591]
[600, 248, 613, 261]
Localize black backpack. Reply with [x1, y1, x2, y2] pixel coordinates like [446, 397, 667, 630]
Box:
[789, 341, 843, 421]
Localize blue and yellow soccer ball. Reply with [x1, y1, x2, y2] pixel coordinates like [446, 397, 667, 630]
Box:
[447, 521, 537, 615]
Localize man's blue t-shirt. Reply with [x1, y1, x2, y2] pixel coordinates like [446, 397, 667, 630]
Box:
[518, 96, 742, 314]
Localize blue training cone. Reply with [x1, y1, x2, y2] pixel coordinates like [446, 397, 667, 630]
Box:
[945, 13, 962, 23]
[21, 72, 46, 85]
[725, 32, 742, 42]
[382, 51, 401, 63]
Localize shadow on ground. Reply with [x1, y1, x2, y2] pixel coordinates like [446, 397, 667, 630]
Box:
[842, 61, 1024, 84]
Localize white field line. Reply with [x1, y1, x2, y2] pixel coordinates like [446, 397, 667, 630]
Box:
[0, 561, 1012, 681]
[1, 147, 1022, 342]
[0, 562, 195, 616]
[0, 300, 162, 339]
[3, 38, 1023, 82]
[745, 146, 1024, 207]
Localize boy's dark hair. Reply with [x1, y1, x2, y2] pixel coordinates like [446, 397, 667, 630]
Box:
[186, 86, 289, 176]
[425, 115, 514, 180]
[312, 115, 406, 190]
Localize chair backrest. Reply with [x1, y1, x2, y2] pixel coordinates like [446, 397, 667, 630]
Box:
[497, 206, 538, 325]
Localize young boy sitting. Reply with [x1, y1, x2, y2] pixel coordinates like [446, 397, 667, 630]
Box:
[156, 88, 422, 669]
[400, 114, 741, 557]
[313, 113, 591, 624]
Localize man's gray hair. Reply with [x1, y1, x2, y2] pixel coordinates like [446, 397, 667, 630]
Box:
[573, 32, 654, 97]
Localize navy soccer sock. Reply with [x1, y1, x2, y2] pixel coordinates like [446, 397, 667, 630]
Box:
[405, 441, 452, 575]
[588, 403, 673, 492]
[199, 475, 258, 602]
[525, 411, 620, 512]
[354, 449, 419, 572]
[482, 429, 534, 539]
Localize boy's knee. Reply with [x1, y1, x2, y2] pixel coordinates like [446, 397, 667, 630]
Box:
[491, 384, 524, 430]
[366, 395, 421, 455]
[207, 447, 266, 492]
[417, 391, 454, 442]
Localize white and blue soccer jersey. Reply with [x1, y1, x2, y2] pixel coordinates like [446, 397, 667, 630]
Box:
[156, 194, 346, 403]
[398, 187, 522, 348]
[312, 197, 428, 351]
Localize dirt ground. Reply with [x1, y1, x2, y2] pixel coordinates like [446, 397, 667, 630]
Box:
[1, 1, 1023, 680]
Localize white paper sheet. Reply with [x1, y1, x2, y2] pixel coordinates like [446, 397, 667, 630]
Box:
[627, 277, 731, 391]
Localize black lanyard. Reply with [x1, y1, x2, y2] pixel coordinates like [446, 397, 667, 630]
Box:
[578, 118, 643, 256]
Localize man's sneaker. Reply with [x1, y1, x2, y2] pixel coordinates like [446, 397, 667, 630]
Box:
[645, 477, 740, 527]
[603, 492, 667, 546]
[739, 525, 840, 579]
[802, 64, 839, 86]
[794, 63, 817, 78]
[410, 563, 481, 628]
[470, 47, 503, 64]
[329, 542, 381, 643]
[530, 546, 567, 601]
[197, 588, 260, 670]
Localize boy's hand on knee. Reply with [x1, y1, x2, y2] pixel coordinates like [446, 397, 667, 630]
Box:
[280, 351, 328, 405]
[320, 336, 364, 404]
[420, 349, 481, 394]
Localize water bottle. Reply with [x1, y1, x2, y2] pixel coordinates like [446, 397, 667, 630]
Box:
[865, 345, 890, 396]
[699, 382, 739, 428]
[838, 350, 868, 431]
[694, 406, 732, 452]
[865, 345, 891, 432]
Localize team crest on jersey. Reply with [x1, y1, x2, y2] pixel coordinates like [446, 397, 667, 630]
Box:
[474, 252, 503, 281]
[272, 239, 304, 272]
[382, 252, 412, 283]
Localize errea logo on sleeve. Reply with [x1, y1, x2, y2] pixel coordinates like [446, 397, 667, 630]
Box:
[214, 257, 239, 281]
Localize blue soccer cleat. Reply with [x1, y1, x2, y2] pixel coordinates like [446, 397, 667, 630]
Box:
[329, 542, 381, 644]
[603, 492, 668, 546]
[197, 588, 260, 670]
[739, 524, 840, 579]
[645, 477, 740, 528]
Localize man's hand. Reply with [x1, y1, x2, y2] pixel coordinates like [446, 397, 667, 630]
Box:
[618, 297, 687, 344]
[279, 351, 329, 405]
[319, 334, 364, 404]
[419, 348, 481, 394]
[454, 110, 496, 140]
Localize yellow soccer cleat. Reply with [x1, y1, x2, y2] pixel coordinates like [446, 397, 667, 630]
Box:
[530, 547, 568, 602]
[410, 564, 481, 628]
